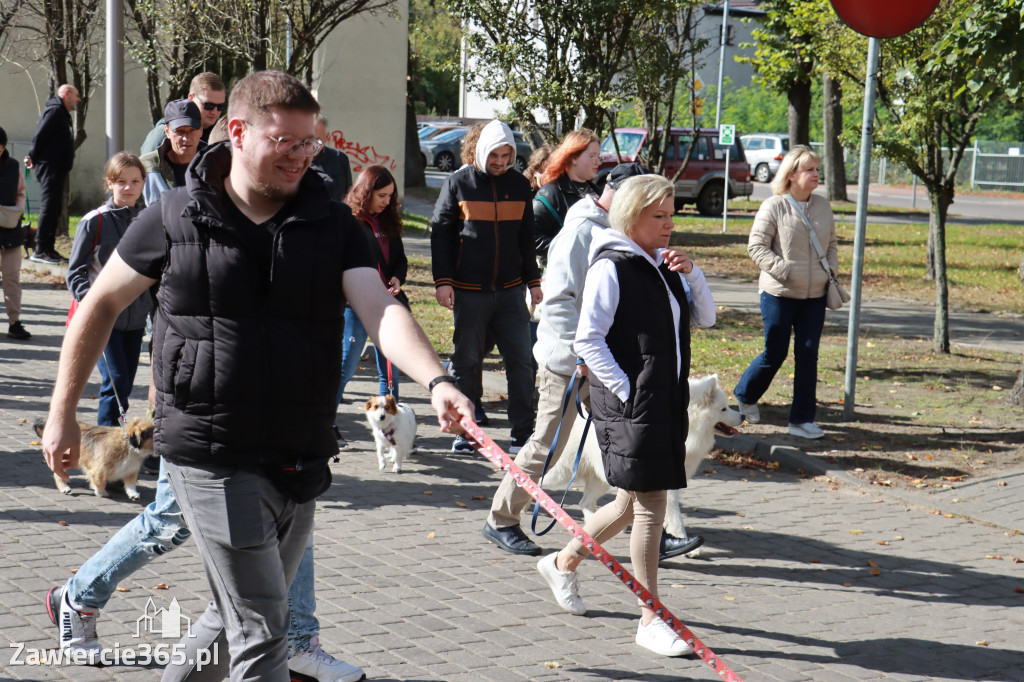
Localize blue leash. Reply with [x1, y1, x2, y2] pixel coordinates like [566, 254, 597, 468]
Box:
[530, 370, 593, 536]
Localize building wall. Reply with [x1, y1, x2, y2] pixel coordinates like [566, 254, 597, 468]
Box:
[0, 1, 409, 211]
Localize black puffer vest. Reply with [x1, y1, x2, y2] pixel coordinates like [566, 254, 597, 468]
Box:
[151, 143, 348, 473]
[588, 249, 690, 492]
[0, 151, 24, 250]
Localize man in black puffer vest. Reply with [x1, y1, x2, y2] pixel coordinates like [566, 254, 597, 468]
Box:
[41, 70, 473, 680]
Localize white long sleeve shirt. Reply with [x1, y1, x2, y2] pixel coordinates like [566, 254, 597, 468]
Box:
[574, 228, 715, 403]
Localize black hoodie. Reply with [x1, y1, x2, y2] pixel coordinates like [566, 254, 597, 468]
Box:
[28, 96, 75, 171]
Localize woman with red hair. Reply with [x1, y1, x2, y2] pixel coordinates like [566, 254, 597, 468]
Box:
[533, 129, 600, 259]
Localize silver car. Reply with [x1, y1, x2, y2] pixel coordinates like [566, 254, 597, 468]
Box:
[740, 133, 790, 183]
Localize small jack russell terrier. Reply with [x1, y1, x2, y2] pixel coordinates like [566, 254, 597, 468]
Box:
[362, 395, 416, 473]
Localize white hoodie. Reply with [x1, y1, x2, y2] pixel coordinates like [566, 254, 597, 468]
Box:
[474, 120, 516, 173]
[574, 228, 716, 402]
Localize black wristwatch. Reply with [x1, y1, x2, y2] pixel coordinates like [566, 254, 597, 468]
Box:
[428, 375, 457, 392]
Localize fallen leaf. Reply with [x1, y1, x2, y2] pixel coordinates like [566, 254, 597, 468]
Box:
[724, 595, 735, 601]
[877, 541, 890, 546]
[894, 536, 904, 541]
[470, 495, 486, 500]
[849, 529, 864, 535]
[977, 640, 989, 646]
[58, 520, 68, 526]
[998, 481, 1008, 487]
[1012, 557, 1022, 564]
[154, 584, 168, 590]
[992, 385, 1002, 391]
[31, 440, 40, 446]
[736, 513, 745, 517]
[454, 501, 466, 508]
[867, 560, 880, 568]
[809, 559, 822, 564]
[18, 418, 26, 423]
[423, 491, 433, 495]
[944, 514, 955, 518]
[116, 586, 129, 592]
[985, 555, 1003, 560]
[543, 662, 562, 669]
[742, 525, 754, 530]
[869, 568, 881, 576]
[427, 532, 435, 539]
[1015, 587, 1024, 593]
[842, 582, 853, 587]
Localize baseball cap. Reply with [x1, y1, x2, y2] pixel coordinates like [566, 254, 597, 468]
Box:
[164, 99, 202, 131]
[607, 162, 650, 189]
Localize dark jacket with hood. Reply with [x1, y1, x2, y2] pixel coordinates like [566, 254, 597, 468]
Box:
[532, 173, 597, 259]
[28, 96, 75, 171]
[430, 121, 541, 293]
[146, 142, 364, 498]
[67, 199, 152, 331]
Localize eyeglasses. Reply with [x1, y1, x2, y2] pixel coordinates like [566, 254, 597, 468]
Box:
[243, 120, 324, 157]
[194, 94, 226, 112]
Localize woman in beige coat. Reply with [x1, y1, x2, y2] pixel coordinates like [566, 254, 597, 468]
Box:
[733, 145, 837, 439]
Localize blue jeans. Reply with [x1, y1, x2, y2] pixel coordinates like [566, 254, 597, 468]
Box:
[734, 292, 826, 425]
[337, 305, 400, 405]
[97, 327, 145, 426]
[66, 460, 321, 656]
[451, 288, 535, 441]
[287, 529, 318, 653]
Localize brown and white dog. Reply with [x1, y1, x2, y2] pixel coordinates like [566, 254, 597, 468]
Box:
[362, 395, 416, 473]
[35, 417, 154, 501]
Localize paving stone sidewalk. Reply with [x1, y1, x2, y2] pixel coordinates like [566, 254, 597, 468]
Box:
[2, 267, 1022, 682]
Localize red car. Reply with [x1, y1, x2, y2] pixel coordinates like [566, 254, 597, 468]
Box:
[598, 127, 753, 216]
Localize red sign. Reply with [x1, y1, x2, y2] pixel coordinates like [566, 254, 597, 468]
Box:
[830, 0, 940, 38]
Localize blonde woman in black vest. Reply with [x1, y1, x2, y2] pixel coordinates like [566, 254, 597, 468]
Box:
[536, 174, 715, 657]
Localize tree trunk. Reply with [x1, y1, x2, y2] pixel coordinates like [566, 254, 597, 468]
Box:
[926, 222, 936, 280]
[929, 187, 951, 352]
[787, 77, 811, 147]
[822, 74, 847, 201]
[404, 97, 425, 189]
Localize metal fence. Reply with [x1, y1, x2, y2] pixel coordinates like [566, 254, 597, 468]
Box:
[809, 140, 1024, 193]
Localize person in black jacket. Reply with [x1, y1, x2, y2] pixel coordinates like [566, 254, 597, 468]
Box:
[337, 164, 408, 405]
[41, 70, 472, 680]
[532, 128, 600, 260]
[431, 119, 542, 455]
[0, 126, 30, 339]
[536, 174, 715, 658]
[25, 84, 79, 264]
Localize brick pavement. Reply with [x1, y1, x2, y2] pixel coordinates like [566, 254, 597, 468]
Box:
[2, 272, 1023, 681]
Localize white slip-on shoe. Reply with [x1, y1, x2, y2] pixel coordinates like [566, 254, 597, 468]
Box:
[537, 552, 586, 615]
[636, 618, 691, 657]
[788, 422, 825, 439]
[738, 402, 761, 424]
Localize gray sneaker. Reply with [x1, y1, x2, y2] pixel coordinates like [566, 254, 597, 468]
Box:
[789, 422, 825, 439]
[537, 552, 586, 615]
[738, 402, 760, 423]
[288, 636, 365, 682]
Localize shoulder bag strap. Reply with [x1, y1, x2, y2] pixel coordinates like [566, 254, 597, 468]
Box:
[783, 194, 832, 278]
[535, 194, 563, 228]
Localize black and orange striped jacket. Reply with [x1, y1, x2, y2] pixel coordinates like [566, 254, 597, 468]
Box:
[430, 165, 541, 292]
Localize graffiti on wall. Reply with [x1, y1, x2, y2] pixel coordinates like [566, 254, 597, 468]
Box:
[328, 130, 398, 173]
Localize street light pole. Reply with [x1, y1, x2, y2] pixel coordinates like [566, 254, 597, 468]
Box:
[843, 36, 880, 421]
[714, 0, 730, 129]
[105, 0, 124, 158]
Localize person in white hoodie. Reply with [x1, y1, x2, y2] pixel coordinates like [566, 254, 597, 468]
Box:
[536, 173, 715, 658]
[483, 164, 714, 562]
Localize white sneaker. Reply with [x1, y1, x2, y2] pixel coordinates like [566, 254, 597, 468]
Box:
[54, 586, 103, 663]
[537, 552, 586, 615]
[738, 402, 760, 423]
[288, 636, 365, 682]
[636, 618, 691, 657]
[788, 422, 825, 439]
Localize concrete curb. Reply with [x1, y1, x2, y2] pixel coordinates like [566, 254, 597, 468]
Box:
[714, 433, 862, 486]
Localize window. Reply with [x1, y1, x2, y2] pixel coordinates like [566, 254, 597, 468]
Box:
[711, 138, 742, 160]
[601, 132, 645, 159]
[745, 138, 764, 151]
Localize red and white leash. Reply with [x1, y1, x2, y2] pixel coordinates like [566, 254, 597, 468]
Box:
[460, 417, 745, 682]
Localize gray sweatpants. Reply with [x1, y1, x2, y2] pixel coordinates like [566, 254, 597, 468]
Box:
[162, 461, 315, 682]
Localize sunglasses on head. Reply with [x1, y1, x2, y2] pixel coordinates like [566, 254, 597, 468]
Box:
[195, 95, 226, 112]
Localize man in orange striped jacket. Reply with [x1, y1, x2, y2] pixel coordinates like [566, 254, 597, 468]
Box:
[431, 119, 542, 456]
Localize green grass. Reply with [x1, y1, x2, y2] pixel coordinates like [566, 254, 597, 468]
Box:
[672, 217, 1023, 315]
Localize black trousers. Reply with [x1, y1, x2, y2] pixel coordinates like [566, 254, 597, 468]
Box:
[33, 162, 67, 254]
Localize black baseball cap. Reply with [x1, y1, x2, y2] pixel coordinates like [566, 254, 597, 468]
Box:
[607, 162, 650, 189]
[164, 99, 202, 131]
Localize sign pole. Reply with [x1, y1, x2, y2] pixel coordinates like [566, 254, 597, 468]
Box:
[719, 124, 735, 233]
